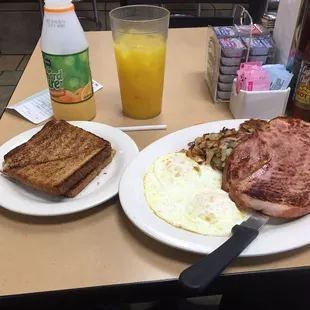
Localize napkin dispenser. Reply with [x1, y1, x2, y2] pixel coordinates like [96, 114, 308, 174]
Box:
[229, 79, 290, 119]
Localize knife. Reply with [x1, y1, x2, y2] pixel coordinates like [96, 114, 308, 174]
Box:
[179, 213, 269, 293]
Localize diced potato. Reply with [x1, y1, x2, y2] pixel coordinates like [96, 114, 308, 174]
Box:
[185, 119, 268, 171]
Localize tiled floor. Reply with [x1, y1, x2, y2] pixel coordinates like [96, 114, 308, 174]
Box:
[17, 55, 31, 71]
[0, 55, 24, 70]
[0, 85, 15, 114]
[0, 71, 23, 86]
[0, 54, 30, 117]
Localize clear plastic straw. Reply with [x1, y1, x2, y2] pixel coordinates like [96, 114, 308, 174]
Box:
[232, 4, 253, 62]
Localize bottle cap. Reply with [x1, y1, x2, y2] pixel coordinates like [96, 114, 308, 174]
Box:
[44, 0, 73, 11]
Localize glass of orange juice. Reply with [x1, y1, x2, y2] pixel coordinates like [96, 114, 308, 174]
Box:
[109, 5, 170, 119]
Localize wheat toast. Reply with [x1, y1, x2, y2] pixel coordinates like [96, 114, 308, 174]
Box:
[65, 149, 116, 198]
[3, 120, 108, 169]
[2, 120, 114, 197]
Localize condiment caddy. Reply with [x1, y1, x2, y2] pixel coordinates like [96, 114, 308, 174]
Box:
[230, 79, 290, 119]
[204, 7, 276, 104]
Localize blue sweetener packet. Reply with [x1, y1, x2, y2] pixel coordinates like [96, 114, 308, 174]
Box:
[262, 65, 293, 90]
[262, 64, 286, 70]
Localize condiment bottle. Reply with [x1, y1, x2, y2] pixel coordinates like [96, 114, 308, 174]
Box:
[40, 0, 96, 121]
[293, 40, 310, 121]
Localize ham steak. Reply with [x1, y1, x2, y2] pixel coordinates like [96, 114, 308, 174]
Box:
[222, 117, 310, 218]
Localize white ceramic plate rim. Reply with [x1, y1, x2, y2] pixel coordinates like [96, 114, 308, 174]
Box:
[0, 121, 139, 216]
[119, 119, 310, 257]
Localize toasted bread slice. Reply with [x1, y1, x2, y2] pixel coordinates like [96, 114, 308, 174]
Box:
[65, 149, 116, 198]
[3, 120, 107, 170]
[2, 120, 113, 197]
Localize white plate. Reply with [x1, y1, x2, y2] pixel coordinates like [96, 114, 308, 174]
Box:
[0, 122, 139, 216]
[119, 119, 310, 257]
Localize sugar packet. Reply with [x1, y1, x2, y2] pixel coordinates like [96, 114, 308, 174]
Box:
[262, 65, 293, 90]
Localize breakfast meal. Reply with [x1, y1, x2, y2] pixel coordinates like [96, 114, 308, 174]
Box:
[1, 120, 115, 198]
[144, 152, 247, 237]
[144, 117, 310, 236]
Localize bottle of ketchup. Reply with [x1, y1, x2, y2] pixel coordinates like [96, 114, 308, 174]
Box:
[293, 40, 310, 121]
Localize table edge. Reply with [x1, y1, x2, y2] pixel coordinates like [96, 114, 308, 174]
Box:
[1, 265, 310, 308]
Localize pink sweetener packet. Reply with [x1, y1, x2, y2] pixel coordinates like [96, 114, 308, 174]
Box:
[246, 78, 271, 91]
[249, 70, 268, 80]
[241, 70, 253, 91]
[236, 70, 241, 93]
[239, 66, 262, 89]
[243, 65, 262, 71]
[240, 61, 263, 70]
[236, 70, 245, 93]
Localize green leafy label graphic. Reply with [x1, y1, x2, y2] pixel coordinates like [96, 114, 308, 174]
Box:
[42, 48, 93, 104]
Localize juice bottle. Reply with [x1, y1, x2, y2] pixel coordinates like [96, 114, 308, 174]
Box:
[114, 33, 167, 119]
[293, 40, 310, 121]
[40, 0, 96, 121]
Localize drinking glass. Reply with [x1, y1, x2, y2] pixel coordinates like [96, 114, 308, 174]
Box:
[110, 5, 170, 119]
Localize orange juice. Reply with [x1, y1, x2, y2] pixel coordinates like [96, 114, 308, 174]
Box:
[50, 80, 95, 120]
[114, 33, 167, 119]
[51, 96, 96, 121]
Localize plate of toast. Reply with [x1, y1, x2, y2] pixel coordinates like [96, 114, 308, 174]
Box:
[0, 120, 139, 216]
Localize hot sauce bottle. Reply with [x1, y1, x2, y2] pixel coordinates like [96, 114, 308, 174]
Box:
[293, 40, 310, 121]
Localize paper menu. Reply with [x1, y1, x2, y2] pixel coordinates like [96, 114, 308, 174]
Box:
[6, 80, 103, 124]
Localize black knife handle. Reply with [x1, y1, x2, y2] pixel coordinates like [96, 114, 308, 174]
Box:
[179, 225, 259, 294]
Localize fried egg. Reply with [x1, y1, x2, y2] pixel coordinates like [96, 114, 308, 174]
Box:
[144, 152, 247, 237]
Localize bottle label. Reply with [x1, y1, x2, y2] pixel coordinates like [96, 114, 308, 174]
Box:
[42, 48, 93, 104]
[295, 60, 310, 107]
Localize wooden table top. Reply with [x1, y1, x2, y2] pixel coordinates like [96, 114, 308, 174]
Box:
[0, 28, 309, 296]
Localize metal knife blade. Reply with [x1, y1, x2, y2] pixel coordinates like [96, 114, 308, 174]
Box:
[241, 212, 269, 230]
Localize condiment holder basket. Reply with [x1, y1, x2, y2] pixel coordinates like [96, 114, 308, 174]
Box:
[204, 5, 275, 104]
[229, 79, 290, 119]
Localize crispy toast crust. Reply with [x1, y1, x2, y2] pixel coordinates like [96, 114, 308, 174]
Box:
[65, 149, 116, 198]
